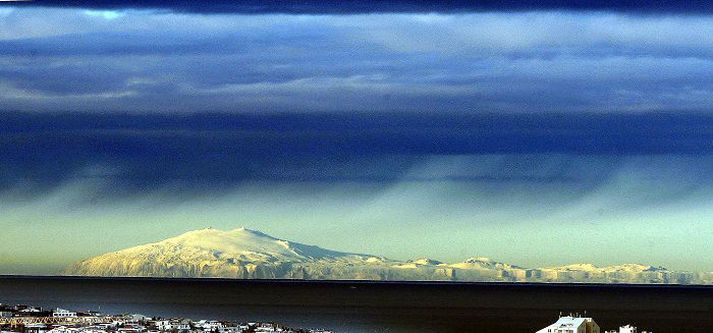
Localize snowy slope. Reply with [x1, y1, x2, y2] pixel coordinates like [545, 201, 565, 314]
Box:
[65, 228, 713, 284]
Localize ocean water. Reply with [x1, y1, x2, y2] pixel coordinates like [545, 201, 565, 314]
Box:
[1, 277, 712, 332]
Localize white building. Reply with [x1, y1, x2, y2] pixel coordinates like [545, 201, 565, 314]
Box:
[217, 326, 241, 333]
[155, 320, 190, 331]
[20, 307, 42, 314]
[53, 308, 78, 318]
[606, 325, 651, 333]
[46, 326, 78, 333]
[128, 314, 151, 323]
[618, 325, 636, 333]
[24, 323, 48, 333]
[78, 329, 109, 333]
[97, 324, 117, 330]
[536, 316, 601, 333]
[195, 320, 223, 332]
[118, 324, 146, 333]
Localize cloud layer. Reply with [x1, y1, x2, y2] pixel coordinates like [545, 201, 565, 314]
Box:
[4, 111, 713, 200]
[9, 1, 713, 14]
[3, 7, 713, 275]
[2, 8, 713, 113]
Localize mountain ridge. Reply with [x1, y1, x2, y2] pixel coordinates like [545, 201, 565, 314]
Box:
[65, 228, 713, 284]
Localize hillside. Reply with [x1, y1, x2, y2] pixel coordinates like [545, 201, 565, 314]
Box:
[65, 228, 713, 284]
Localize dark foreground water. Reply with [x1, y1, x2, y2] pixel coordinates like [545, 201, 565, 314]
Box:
[1, 277, 712, 332]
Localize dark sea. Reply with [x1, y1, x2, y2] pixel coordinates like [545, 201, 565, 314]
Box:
[1, 277, 712, 332]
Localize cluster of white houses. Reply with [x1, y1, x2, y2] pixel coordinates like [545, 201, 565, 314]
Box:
[536, 315, 650, 333]
[0, 304, 330, 333]
[3, 303, 651, 333]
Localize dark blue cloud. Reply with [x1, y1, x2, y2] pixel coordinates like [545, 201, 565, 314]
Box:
[3, 112, 713, 201]
[0, 31, 277, 57]
[2, 10, 713, 113]
[2, 8, 713, 203]
[10, 0, 713, 14]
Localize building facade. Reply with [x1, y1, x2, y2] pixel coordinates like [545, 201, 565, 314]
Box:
[53, 309, 77, 318]
[536, 316, 601, 333]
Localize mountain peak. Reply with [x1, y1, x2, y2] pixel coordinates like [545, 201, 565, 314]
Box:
[64, 228, 702, 284]
[463, 257, 494, 264]
[411, 258, 443, 266]
[170, 227, 277, 242]
[65, 227, 391, 279]
[230, 227, 273, 237]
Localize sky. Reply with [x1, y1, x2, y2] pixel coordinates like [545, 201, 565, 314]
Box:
[2, 2, 713, 275]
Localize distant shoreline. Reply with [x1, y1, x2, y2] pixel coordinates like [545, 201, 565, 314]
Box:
[4, 274, 713, 288]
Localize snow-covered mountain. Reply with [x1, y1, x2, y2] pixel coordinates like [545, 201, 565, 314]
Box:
[65, 228, 713, 284]
[66, 228, 397, 279]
